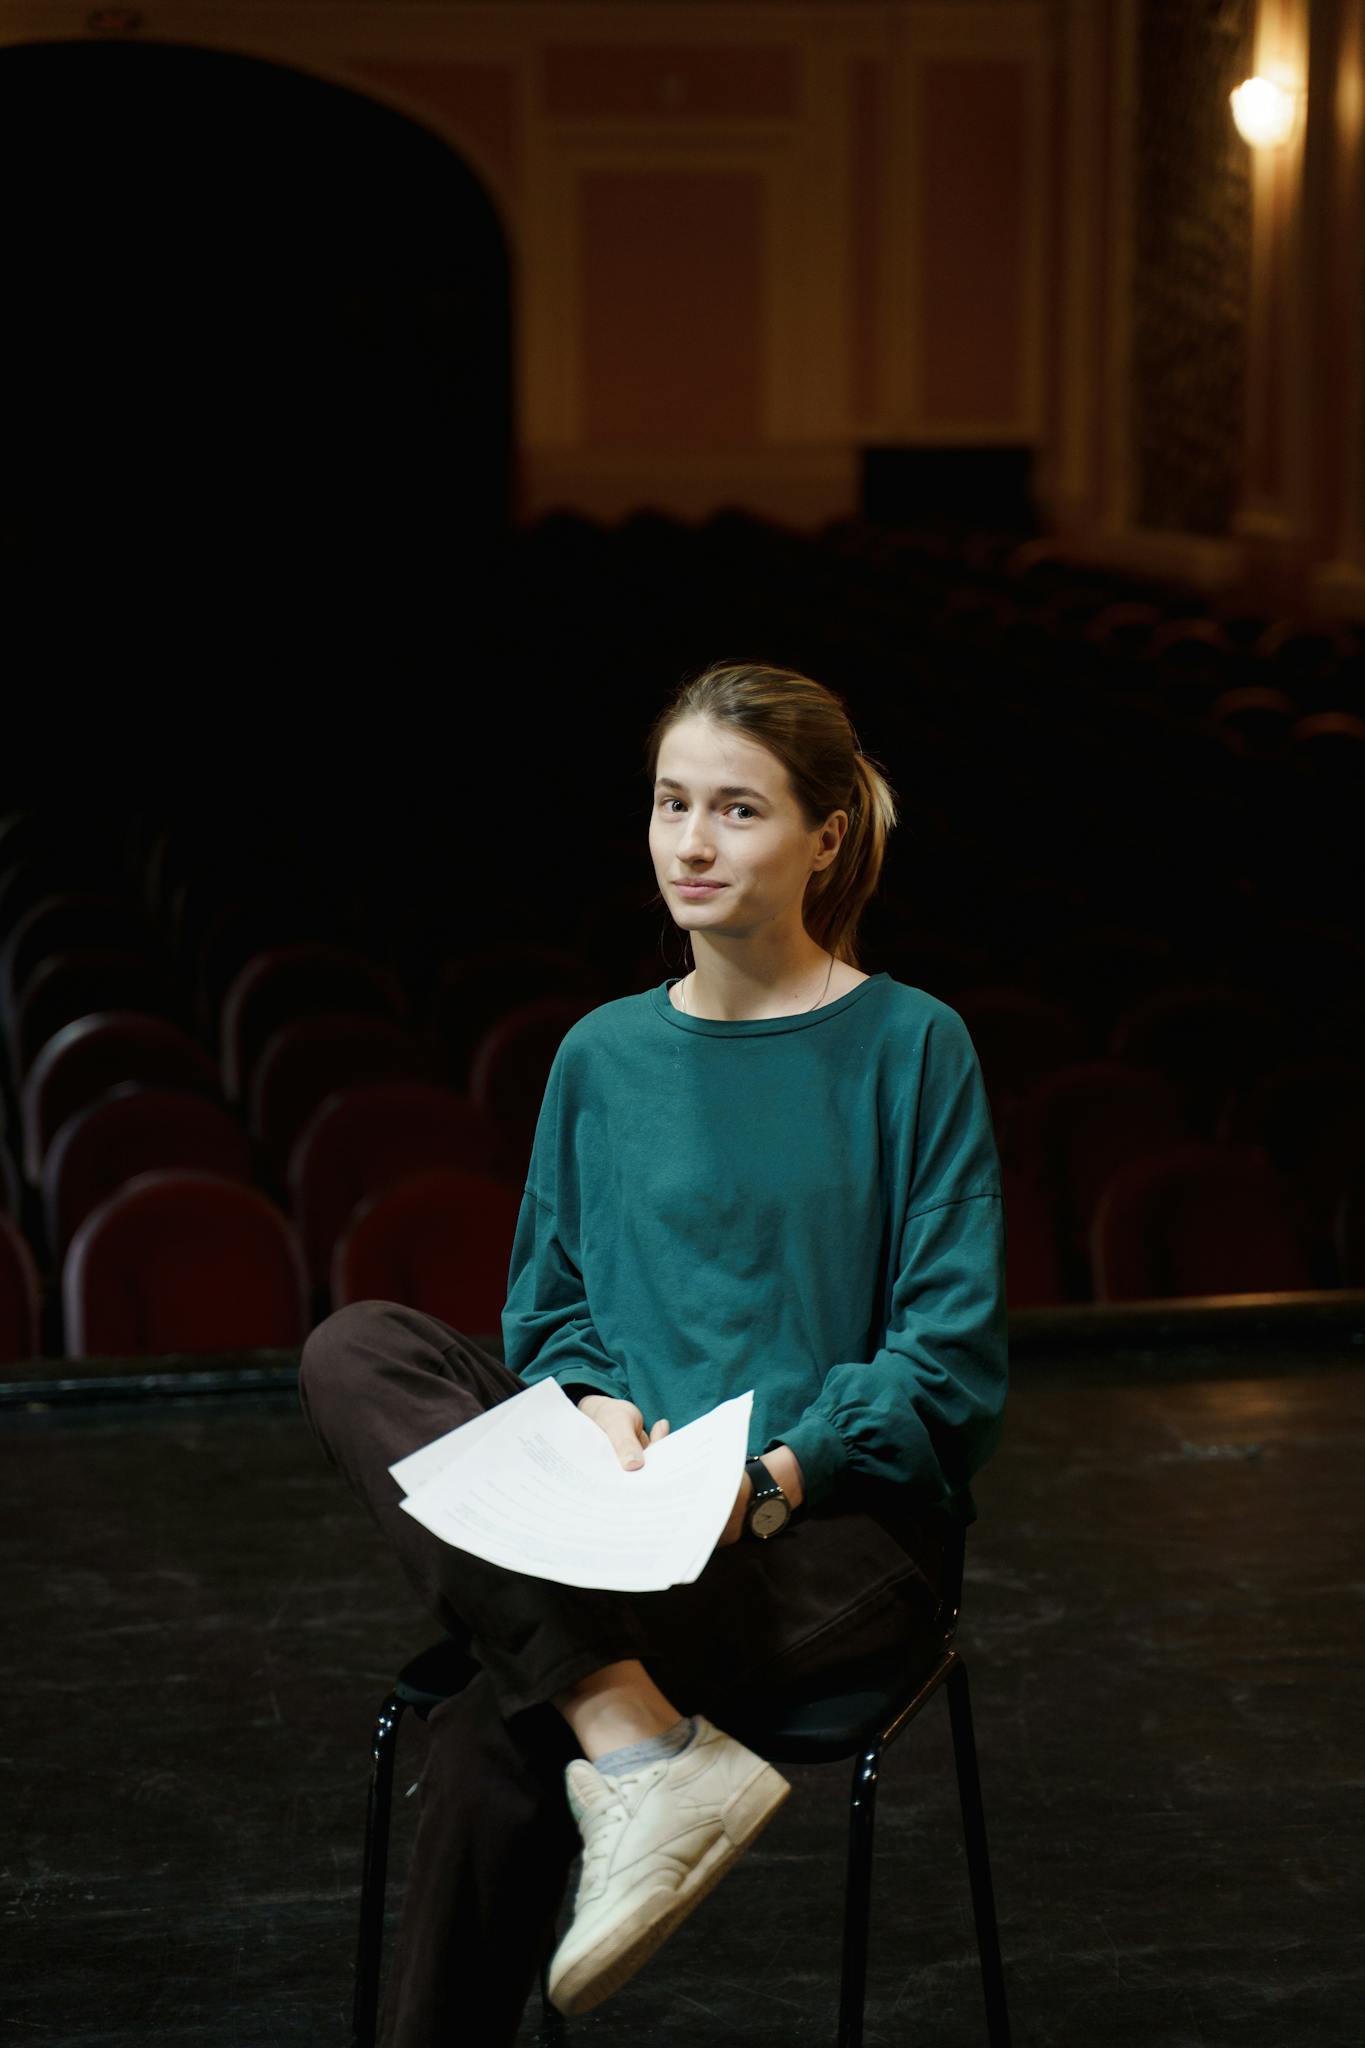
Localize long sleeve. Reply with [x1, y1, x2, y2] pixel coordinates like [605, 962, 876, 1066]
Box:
[499, 1022, 637, 1419]
[767, 1010, 1009, 1518]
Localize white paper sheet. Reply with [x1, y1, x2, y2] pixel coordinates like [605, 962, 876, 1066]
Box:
[389, 1377, 754, 1590]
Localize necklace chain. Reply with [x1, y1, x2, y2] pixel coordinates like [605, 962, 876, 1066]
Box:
[679, 953, 835, 1018]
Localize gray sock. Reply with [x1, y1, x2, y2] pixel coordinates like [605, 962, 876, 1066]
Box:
[592, 1714, 697, 1779]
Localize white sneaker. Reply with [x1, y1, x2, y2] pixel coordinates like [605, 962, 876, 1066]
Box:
[546, 1715, 791, 2016]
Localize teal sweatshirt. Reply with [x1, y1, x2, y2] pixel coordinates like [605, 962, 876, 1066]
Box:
[501, 973, 1008, 1522]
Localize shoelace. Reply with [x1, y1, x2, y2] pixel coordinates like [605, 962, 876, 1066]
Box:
[573, 1763, 664, 1907]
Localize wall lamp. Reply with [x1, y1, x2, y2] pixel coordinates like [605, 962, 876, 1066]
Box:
[1230, 76, 1302, 148]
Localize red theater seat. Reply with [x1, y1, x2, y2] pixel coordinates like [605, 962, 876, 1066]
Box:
[1109, 984, 1293, 1139]
[1089, 1142, 1315, 1303]
[0, 1213, 41, 1365]
[951, 986, 1088, 1125]
[21, 1012, 221, 1185]
[62, 1169, 308, 1358]
[1219, 1056, 1365, 1282]
[1006, 1060, 1188, 1291]
[13, 950, 187, 1083]
[467, 994, 596, 1165]
[997, 1161, 1067, 1308]
[248, 1013, 428, 1170]
[331, 1166, 523, 1334]
[220, 944, 406, 1103]
[42, 1085, 254, 1265]
[288, 1082, 503, 1294]
[0, 891, 154, 1035]
[426, 945, 602, 1091]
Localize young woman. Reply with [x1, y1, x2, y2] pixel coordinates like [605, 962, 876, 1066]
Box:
[299, 660, 1008, 2047]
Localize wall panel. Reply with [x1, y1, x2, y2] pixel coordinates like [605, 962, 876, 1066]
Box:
[579, 170, 765, 446]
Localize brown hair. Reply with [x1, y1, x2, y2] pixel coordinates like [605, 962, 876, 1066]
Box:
[644, 660, 898, 968]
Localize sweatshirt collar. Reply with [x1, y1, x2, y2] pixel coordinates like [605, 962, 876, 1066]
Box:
[650, 972, 888, 1036]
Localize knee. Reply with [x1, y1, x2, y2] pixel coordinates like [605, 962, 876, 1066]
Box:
[298, 1299, 403, 1418]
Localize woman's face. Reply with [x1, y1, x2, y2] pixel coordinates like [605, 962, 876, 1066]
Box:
[649, 714, 845, 943]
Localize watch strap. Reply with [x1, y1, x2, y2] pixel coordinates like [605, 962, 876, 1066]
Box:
[745, 1455, 782, 1502]
[744, 1456, 791, 1535]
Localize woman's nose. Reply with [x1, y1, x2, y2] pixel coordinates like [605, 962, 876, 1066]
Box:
[678, 813, 713, 858]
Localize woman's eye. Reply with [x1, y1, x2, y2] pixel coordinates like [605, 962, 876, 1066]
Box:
[658, 799, 755, 818]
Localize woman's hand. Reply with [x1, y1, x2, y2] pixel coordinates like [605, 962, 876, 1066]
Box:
[577, 1393, 669, 1470]
[715, 1471, 754, 1548]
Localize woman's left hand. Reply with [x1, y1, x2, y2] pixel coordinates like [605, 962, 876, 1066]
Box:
[715, 1472, 754, 1548]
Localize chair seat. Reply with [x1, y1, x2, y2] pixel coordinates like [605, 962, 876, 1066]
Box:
[726, 1643, 957, 1764]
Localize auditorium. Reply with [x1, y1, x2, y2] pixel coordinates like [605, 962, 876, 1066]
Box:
[2, 4, 1362, 2045]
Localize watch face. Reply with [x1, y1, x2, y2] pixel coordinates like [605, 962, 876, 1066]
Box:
[751, 1495, 790, 1538]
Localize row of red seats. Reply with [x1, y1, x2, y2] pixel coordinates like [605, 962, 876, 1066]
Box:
[0, 1163, 520, 1364]
[4, 1025, 577, 1284]
[0, 892, 607, 1106]
[3, 952, 1364, 1334]
[8, 904, 1362, 1176]
[3, 1018, 1362, 1364]
[3, 1127, 1355, 1369]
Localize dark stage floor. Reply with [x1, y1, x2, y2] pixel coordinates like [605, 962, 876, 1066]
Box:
[5, 1307, 1364, 2047]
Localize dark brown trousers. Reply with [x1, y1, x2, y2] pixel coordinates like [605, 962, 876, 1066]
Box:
[299, 1300, 949, 2048]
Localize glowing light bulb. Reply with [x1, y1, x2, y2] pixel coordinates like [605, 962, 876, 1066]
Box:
[1230, 76, 1299, 147]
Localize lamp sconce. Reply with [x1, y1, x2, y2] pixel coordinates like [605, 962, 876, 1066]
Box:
[1230, 76, 1302, 148]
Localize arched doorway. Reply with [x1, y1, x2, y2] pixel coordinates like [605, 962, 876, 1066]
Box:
[1, 38, 512, 684]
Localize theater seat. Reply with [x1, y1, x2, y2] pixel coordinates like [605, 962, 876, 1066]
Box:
[1110, 984, 1293, 1139]
[1219, 1056, 1365, 1285]
[1089, 1142, 1315, 1303]
[13, 949, 188, 1084]
[220, 944, 406, 1103]
[0, 891, 154, 1036]
[1006, 1060, 1188, 1296]
[425, 944, 603, 1093]
[248, 1013, 428, 1172]
[467, 995, 597, 1170]
[20, 1012, 222, 1185]
[62, 1169, 308, 1358]
[288, 1082, 504, 1296]
[0, 1212, 41, 1365]
[951, 986, 1088, 1125]
[42, 1084, 254, 1265]
[998, 1161, 1067, 1308]
[331, 1166, 524, 1333]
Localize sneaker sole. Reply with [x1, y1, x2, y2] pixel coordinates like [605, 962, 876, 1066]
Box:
[547, 1760, 791, 2016]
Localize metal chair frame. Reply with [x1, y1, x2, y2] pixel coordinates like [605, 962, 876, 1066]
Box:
[352, 1523, 1011, 2048]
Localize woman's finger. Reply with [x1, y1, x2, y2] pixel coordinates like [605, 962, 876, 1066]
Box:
[649, 1419, 670, 1442]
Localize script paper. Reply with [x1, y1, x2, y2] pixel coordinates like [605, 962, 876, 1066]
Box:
[389, 1377, 754, 1591]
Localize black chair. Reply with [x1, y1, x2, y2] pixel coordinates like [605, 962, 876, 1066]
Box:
[354, 1519, 1012, 2048]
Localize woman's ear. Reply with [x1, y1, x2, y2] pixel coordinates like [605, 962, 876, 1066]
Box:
[813, 810, 848, 870]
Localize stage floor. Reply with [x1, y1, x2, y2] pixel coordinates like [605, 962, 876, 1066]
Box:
[5, 1329, 1364, 2047]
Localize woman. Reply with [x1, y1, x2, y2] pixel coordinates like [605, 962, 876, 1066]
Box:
[299, 660, 1008, 2046]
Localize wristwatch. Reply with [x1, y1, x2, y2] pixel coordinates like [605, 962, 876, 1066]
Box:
[743, 1456, 792, 1539]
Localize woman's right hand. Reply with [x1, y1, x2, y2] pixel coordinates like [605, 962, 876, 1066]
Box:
[577, 1393, 669, 1470]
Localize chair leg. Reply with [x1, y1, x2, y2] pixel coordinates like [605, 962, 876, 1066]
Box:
[836, 1739, 882, 2048]
[353, 1690, 407, 2048]
[945, 1659, 1012, 2048]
